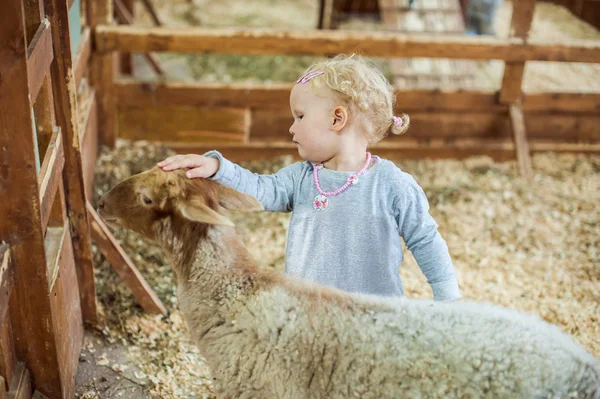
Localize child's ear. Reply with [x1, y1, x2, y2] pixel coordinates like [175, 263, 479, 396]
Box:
[332, 106, 348, 132]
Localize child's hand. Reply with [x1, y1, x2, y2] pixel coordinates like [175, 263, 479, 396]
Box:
[157, 154, 220, 178]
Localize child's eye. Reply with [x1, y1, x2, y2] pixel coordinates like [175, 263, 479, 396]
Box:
[297, 115, 303, 120]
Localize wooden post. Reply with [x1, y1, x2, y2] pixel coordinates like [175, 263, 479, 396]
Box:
[509, 103, 532, 179]
[0, 0, 65, 395]
[499, 0, 535, 178]
[90, 0, 116, 148]
[44, 0, 99, 325]
[118, 0, 134, 75]
[499, 0, 535, 104]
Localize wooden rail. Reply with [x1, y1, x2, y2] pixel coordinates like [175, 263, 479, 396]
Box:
[113, 81, 600, 112]
[87, 203, 168, 316]
[95, 25, 600, 63]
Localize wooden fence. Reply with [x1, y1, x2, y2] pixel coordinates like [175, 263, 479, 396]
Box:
[93, 0, 600, 180]
[0, 0, 166, 397]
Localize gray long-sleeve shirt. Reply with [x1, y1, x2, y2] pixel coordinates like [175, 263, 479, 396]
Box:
[205, 150, 461, 301]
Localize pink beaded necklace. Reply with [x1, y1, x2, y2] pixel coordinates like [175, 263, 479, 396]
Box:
[312, 152, 372, 211]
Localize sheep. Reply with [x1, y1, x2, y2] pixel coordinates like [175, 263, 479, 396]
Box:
[97, 166, 600, 399]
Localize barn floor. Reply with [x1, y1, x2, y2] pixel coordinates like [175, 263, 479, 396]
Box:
[81, 140, 599, 398]
[75, 330, 151, 399]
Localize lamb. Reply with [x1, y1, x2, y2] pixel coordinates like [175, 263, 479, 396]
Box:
[97, 166, 600, 399]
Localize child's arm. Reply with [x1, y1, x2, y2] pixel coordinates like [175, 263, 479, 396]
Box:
[395, 180, 461, 302]
[158, 151, 298, 212]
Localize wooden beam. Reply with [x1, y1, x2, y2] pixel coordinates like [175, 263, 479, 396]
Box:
[74, 27, 92, 89]
[112, 81, 600, 113]
[113, 81, 502, 111]
[38, 130, 64, 232]
[500, 0, 536, 104]
[94, 25, 600, 63]
[509, 103, 533, 179]
[45, 0, 99, 325]
[0, 0, 64, 395]
[90, 0, 116, 148]
[27, 19, 53, 103]
[87, 202, 168, 316]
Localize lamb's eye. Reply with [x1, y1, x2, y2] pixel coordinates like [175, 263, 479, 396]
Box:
[143, 195, 153, 205]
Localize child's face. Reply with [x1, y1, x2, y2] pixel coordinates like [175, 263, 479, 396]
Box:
[289, 84, 340, 163]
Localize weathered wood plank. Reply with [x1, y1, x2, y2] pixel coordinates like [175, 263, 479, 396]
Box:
[49, 226, 82, 399]
[116, 106, 251, 142]
[112, 81, 600, 113]
[74, 27, 92, 89]
[87, 202, 168, 316]
[0, 0, 63, 395]
[509, 103, 533, 179]
[45, 0, 98, 325]
[8, 363, 32, 399]
[27, 19, 53, 103]
[94, 25, 600, 63]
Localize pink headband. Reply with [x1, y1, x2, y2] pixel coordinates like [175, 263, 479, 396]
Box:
[392, 116, 404, 127]
[296, 70, 324, 84]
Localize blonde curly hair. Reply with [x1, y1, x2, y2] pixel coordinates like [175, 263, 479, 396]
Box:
[298, 53, 409, 145]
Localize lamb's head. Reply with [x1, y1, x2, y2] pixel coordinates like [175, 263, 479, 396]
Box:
[97, 167, 263, 241]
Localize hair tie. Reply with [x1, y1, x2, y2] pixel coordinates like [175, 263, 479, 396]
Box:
[392, 116, 403, 127]
[296, 71, 324, 84]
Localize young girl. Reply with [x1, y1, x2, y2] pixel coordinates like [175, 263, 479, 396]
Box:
[158, 54, 461, 301]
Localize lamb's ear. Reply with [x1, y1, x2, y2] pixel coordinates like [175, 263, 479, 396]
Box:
[178, 199, 234, 227]
[217, 185, 264, 212]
